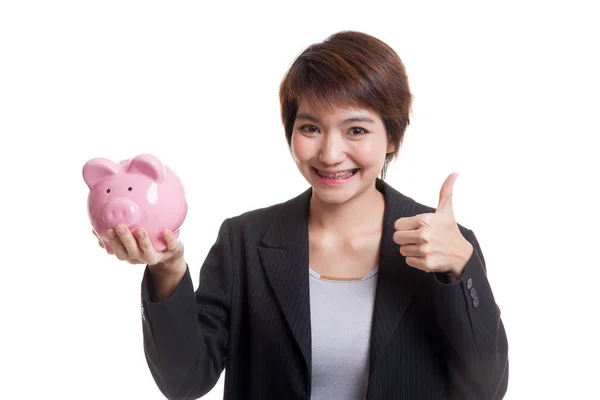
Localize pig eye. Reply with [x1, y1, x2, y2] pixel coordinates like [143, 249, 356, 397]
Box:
[128, 187, 133, 191]
[106, 189, 111, 193]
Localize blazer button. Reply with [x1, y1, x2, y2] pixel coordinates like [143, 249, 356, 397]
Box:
[470, 288, 477, 299]
[467, 277, 473, 290]
[473, 297, 480, 308]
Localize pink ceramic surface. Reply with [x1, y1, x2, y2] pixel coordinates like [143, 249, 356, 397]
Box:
[82, 154, 187, 255]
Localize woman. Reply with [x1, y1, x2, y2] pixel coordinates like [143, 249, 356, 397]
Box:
[100, 31, 508, 399]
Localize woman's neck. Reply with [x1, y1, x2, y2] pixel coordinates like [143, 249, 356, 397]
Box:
[308, 183, 385, 238]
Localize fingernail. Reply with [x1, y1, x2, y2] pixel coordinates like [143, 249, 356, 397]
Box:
[137, 229, 145, 238]
[117, 226, 126, 234]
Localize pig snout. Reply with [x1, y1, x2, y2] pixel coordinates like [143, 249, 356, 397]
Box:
[103, 198, 141, 228]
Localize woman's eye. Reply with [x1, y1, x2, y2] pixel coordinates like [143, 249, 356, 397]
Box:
[299, 125, 319, 133]
[349, 127, 368, 135]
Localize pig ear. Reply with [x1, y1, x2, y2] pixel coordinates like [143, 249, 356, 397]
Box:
[82, 158, 120, 189]
[127, 154, 167, 182]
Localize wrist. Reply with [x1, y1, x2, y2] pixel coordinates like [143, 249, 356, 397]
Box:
[149, 257, 186, 281]
[446, 240, 473, 279]
[152, 255, 185, 271]
[147, 258, 187, 303]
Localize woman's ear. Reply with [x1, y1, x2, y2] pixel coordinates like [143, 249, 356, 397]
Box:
[386, 140, 396, 154]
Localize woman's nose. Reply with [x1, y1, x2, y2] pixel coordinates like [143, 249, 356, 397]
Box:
[318, 134, 347, 164]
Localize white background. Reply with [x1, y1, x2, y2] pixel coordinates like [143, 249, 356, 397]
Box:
[1, 1, 598, 399]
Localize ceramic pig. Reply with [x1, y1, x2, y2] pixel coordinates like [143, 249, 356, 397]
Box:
[83, 154, 188, 255]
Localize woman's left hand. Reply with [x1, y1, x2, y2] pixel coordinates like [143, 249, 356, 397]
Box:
[393, 173, 474, 279]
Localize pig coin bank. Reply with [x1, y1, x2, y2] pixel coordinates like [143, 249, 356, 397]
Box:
[83, 154, 188, 255]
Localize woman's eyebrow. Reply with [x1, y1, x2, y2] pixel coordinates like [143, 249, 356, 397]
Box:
[295, 113, 375, 124]
[295, 113, 321, 123]
[343, 116, 376, 124]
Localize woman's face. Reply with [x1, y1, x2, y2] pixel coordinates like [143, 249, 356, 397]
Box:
[291, 97, 394, 205]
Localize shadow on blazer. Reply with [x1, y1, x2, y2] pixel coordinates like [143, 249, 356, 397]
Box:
[140, 178, 509, 400]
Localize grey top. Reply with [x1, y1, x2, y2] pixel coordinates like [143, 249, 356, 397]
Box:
[309, 266, 379, 400]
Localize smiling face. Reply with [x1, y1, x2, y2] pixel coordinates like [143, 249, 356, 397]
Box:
[291, 97, 395, 205]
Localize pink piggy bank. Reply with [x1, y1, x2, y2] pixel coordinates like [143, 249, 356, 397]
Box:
[83, 154, 187, 255]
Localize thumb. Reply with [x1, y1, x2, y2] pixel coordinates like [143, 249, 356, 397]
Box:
[436, 172, 458, 215]
[163, 229, 184, 253]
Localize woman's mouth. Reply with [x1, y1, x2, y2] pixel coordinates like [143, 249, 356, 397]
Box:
[313, 168, 359, 184]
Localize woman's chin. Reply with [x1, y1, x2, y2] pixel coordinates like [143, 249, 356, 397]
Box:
[310, 181, 365, 205]
[312, 190, 351, 205]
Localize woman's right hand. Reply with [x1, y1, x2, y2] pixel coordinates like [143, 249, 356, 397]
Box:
[96, 224, 185, 272]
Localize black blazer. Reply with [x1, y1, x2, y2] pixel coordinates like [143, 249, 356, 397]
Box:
[140, 179, 509, 400]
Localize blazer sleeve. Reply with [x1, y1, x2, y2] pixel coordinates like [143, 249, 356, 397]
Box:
[140, 218, 235, 400]
[431, 229, 509, 400]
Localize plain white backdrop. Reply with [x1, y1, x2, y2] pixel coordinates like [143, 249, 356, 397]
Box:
[1, 1, 598, 399]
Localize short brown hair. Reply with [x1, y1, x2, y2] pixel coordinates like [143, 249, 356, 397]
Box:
[279, 30, 413, 180]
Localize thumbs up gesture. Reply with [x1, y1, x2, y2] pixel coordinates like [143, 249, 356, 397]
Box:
[393, 173, 474, 278]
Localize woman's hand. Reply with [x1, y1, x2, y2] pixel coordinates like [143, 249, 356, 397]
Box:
[393, 173, 473, 278]
[96, 224, 185, 272]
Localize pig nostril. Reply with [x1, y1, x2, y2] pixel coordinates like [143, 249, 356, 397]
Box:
[104, 199, 140, 227]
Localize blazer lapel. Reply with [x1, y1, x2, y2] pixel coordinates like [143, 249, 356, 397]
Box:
[257, 187, 314, 378]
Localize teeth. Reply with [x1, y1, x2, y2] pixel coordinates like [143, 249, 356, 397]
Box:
[317, 169, 356, 179]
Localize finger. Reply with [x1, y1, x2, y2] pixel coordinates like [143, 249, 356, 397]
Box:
[394, 213, 432, 231]
[399, 244, 424, 258]
[436, 172, 457, 214]
[107, 228, 130, 261]
[115, 224, 143, 259]
[393, 229, 422, 245]
[163, 229, 183, 254]
[405, 256, 430, 272]
[134, 229, 160, 265]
